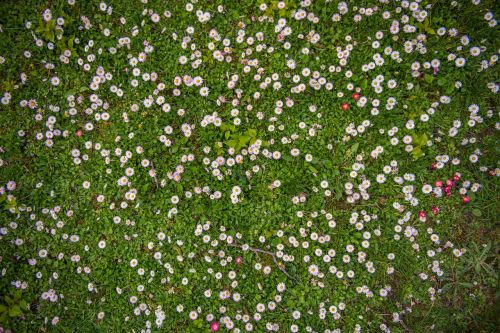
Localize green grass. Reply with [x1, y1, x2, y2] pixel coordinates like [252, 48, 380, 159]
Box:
[0, 0, 498, 332]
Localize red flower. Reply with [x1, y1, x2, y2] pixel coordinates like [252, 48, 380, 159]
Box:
[418, 211, 427, 219]
[431, 162, 438, 170]
[431, 205, 439, 215]
[462, 196, 470, 204]
[352, 92, 360, 100]
[453, 174, 460, 182]
[341, 103, 349, 110]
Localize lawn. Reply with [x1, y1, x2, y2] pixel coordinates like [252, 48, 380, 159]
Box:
[0, 0, 498, 332]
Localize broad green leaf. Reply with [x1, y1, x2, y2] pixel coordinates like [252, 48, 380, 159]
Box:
[239, 135, 251, 145]
[8, 305, 21, 317]
[247, 129, 257, 138]
[323, 160, 332, 169]
[350, 142, 359, 155]
[226, 139, 238, 148]
[424, 74, 434, 84]
[411, 146, 423, 160]
[309, 165, 318, 174]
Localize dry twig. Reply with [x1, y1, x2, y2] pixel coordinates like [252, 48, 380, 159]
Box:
[228, 243, 299, 282]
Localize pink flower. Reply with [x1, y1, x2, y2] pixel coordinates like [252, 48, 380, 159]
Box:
[211, 321, 220, 331]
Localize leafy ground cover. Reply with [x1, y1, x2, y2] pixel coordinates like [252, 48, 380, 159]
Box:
[0, 0, 498, 332]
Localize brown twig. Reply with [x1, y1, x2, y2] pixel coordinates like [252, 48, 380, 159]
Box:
[399, 319, 413, 333]
[228, 243, 299, 282]
[375, 313, 413, 333]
